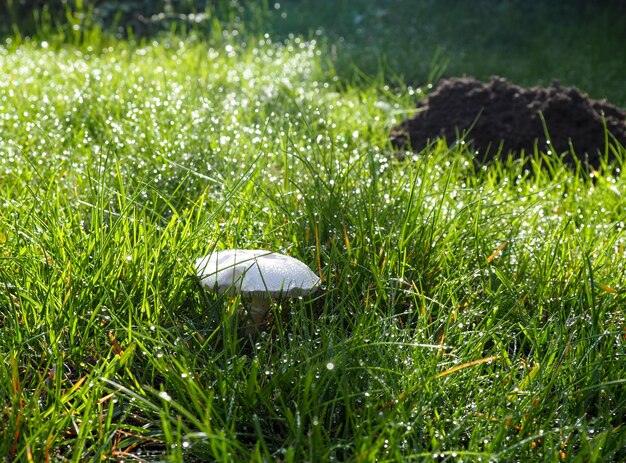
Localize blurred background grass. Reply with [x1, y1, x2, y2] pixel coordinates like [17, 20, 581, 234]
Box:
[3, 0, 626, 105]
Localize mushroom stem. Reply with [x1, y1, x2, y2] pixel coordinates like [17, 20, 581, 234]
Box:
[245, 297, 271, 333]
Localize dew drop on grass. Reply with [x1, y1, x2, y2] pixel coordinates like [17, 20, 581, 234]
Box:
[159, 391, 172, 402]
[326, 362, 334, 370]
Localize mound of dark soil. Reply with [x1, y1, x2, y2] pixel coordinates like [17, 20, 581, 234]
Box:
[390, 77, 626, 167]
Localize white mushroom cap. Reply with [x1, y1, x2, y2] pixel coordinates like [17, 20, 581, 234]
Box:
[195, 249, 321, 299]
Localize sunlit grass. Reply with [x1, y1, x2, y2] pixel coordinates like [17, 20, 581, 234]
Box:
[1, 25, 625, 463]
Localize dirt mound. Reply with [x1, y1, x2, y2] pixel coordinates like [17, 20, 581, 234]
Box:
[390, 77, 626, 167]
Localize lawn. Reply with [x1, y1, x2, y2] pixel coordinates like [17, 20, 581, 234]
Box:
[0, 1, 625, 461]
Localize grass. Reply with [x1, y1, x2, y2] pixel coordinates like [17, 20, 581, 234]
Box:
[1, 4, 626, 462]
[267, 0, 626, 106]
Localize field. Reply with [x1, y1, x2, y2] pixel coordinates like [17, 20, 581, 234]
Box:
[1, 1, 625, 461]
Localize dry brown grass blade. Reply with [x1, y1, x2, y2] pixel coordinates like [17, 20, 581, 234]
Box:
[435, 356, 500, 379]
[485, 241, 508, 265]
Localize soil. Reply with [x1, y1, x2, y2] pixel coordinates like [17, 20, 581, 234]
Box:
[390, 77, 626, 167]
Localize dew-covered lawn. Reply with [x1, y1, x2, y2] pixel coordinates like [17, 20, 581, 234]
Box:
[1, 29, 625, 462]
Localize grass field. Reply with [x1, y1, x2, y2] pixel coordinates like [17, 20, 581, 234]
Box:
[1, 2, 625, 461]
[266, 1, 626, 106]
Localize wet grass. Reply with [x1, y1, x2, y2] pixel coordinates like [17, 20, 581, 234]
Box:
[267, 1, 626, 107]
[1, 18, 626, 463]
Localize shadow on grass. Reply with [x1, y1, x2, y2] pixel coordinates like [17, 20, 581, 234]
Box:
[0, 0, 266, 43]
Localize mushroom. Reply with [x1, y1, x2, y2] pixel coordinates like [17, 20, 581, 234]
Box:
[195, 249, 321, 332]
